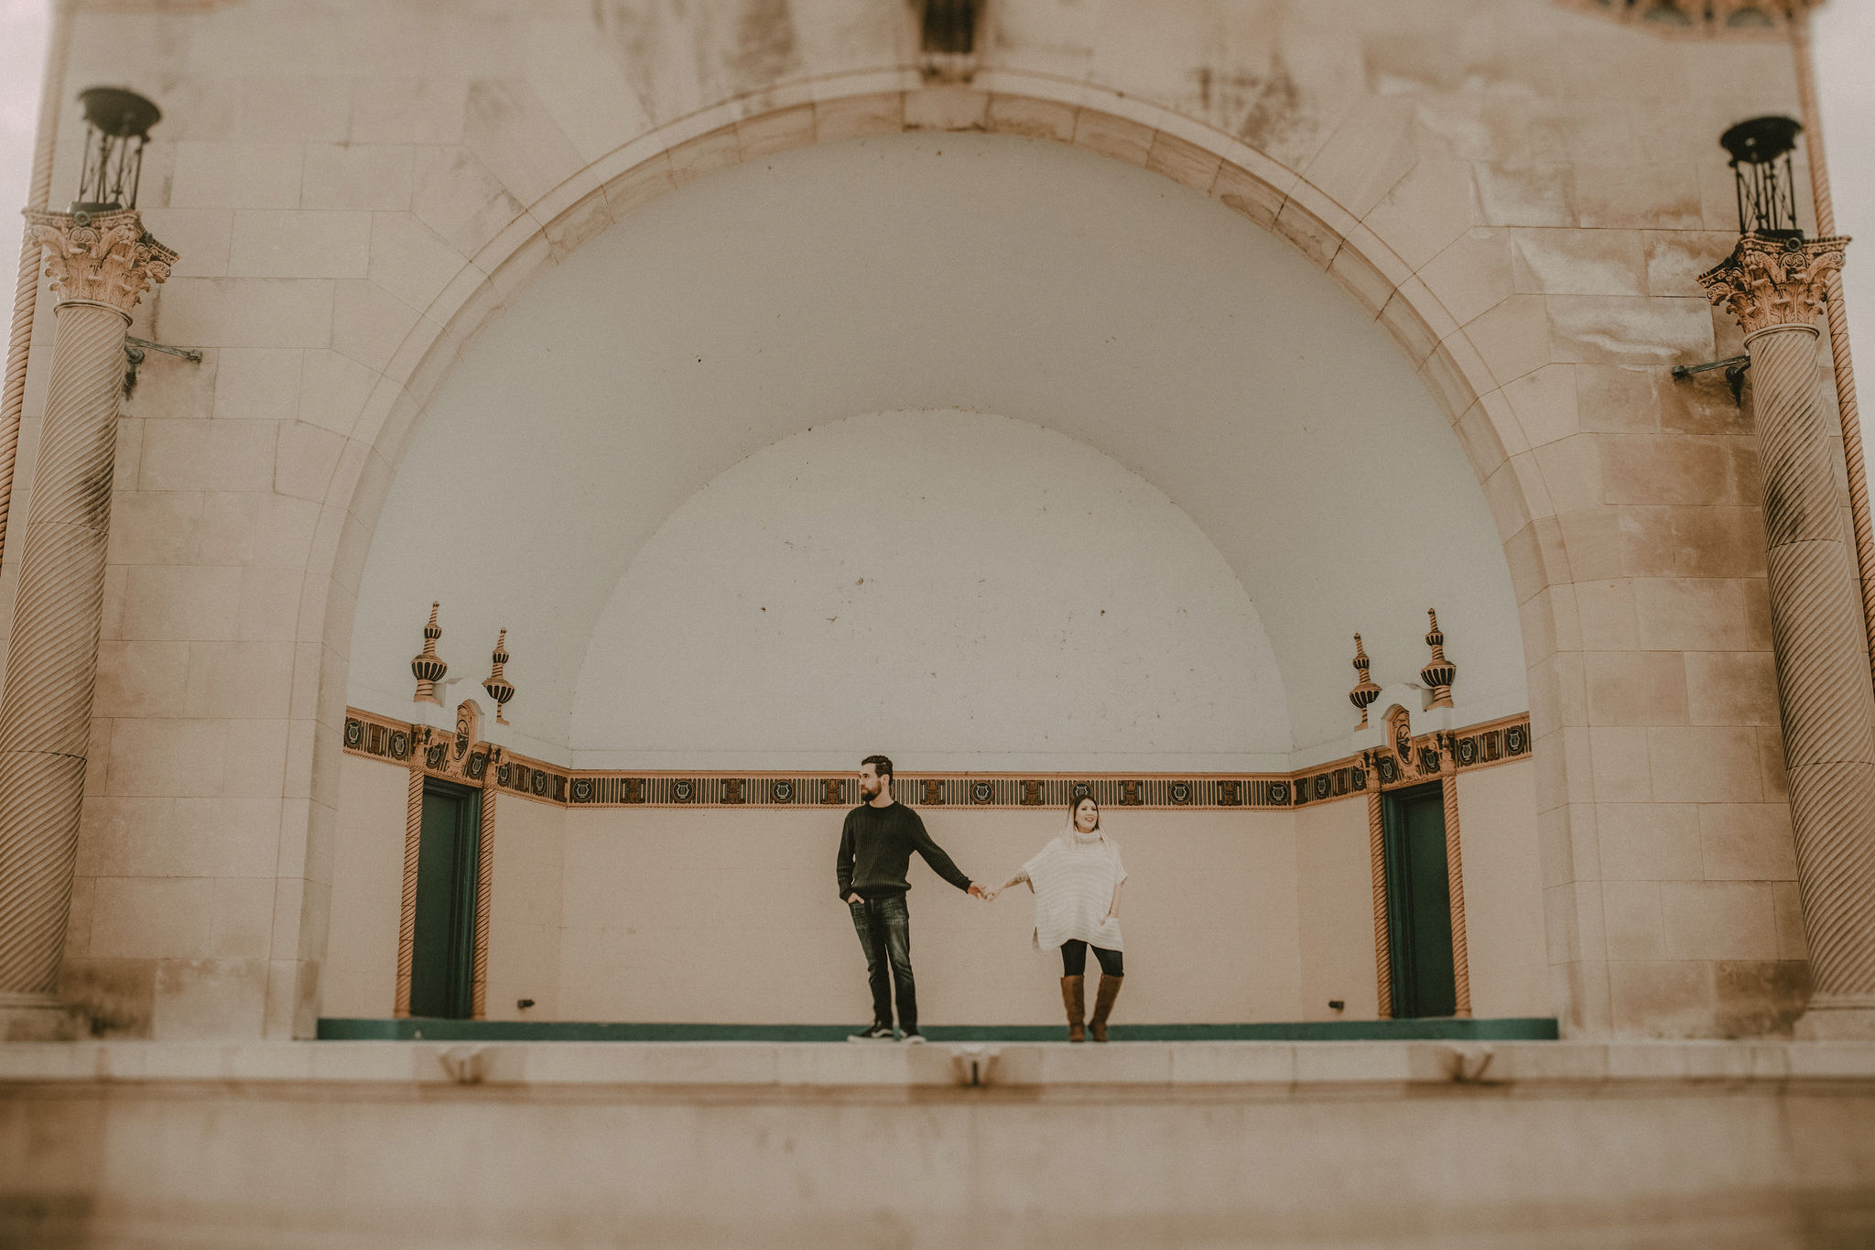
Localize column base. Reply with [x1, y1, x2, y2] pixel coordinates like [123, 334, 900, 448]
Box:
[1795, 997, 1875, 1041]
[0, 992, 80, 1041]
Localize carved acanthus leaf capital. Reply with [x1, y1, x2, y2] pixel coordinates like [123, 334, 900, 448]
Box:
[1555, 0, 1821, 37]
[1698, 234, 1849, 338]
[25, 208, 177, 315]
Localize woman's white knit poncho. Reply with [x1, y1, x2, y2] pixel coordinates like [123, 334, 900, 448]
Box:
[1024, 831, 1127, 952]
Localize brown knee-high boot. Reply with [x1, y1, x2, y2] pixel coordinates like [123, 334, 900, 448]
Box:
[1089, 975, 1123, 1042]
[1060, 976, 1086, 1042]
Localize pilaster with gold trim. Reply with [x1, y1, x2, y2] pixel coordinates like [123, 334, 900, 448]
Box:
[471, 784, 497, 1020]
[1361, 750, 1393, 1020]
[1437, 731, 1473, 1019]
[393, 765, 423, 1018]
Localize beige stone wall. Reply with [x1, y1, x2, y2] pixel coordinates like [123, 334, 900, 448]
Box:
[317, 758, 1548, 1027]
[4, 0, 1827, 1036]
[10, 1038, 1875, 1249]
[559, 807, 1301, 1025]
[1293, 796, 1382, 1022]
[323, 761, 565, 1022]
[1286, 760, 1551, 1025]
[1456, 761, 1551, 1020]
[483, 793, 563, 1023]
[322, 753, 406, 1019]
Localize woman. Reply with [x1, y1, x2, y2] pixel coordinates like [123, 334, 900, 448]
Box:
[986, 796, 1126, 1042]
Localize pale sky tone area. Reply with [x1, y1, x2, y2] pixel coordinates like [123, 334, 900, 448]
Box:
[0, 2, 1871, 425]
[0, 0, 48, 279]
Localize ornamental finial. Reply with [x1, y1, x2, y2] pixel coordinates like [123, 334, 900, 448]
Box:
[1348, 633, 1381, 729]
[482, 628, 516, 725]
[411, 602, 447, 705]
[1421, 609, 1456, 709]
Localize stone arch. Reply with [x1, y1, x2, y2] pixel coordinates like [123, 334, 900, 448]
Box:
[296, 77, 1559, 1023]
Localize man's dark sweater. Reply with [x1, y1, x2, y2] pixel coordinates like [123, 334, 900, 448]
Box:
[836, 801, 972, 899]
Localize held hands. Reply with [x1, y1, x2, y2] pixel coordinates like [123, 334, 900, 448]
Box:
[848, 887, 999, 902]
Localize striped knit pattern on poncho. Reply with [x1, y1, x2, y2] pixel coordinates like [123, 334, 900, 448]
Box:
[1023, 832, 1126, 952]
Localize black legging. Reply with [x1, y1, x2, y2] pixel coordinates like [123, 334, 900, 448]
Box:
[1060, 940, 1123, 978]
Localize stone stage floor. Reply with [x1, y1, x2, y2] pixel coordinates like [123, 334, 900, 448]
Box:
[313, 1015, 1563, 1042]
[4, 1038, 1875, 1247]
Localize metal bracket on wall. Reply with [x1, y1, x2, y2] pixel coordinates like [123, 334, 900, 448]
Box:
[123, 335, 203, 398]
[1672, 353, 1751, 403]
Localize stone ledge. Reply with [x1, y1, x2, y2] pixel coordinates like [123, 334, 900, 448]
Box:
[4, 1039, 1874, 1092]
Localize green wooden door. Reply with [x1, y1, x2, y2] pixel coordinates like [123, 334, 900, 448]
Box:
[408, 778, 482, 1019]
[1382, 782, 1457, 1019]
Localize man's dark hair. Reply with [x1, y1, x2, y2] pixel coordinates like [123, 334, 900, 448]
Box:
[861, 754, 893, 783]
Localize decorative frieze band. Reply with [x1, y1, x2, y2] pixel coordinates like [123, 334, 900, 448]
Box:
[343, 707, 1531, 810]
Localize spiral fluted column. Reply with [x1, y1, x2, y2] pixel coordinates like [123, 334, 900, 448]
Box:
[0, 209, 172, 1039]
[0, 3, 73, 575]
[1702, 234, 1875, 1038]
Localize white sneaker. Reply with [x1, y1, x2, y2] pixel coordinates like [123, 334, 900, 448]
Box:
[848, 1024, 894, 1042]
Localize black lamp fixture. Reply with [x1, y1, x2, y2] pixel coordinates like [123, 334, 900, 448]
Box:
[71, 86, 161, 215]
[1673, 114, 1811, 399]
[917, 0, 982, 81]
[920, 0, 978, 56]
[1720, 114, 1804, 241]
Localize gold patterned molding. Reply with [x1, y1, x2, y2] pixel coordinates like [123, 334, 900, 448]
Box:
[1556, 0, 1820, 36]
[343, 707, 1532, 811]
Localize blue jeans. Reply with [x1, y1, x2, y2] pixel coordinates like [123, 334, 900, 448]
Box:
[849, 893, 916, 1031]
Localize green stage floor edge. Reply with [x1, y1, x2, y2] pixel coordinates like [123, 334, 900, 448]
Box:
[317, 1017, 1560, 1042]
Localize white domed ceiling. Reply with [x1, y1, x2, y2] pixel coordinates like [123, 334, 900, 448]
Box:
[351, 130, 1525, 770]
[571, 410, 1291, 771]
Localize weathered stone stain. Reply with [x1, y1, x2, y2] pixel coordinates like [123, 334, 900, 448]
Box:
[730, 0, 800, 87]
[1190, 57, 1305, 156]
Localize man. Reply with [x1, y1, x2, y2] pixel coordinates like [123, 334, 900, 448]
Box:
[837, 754, 985, 1042]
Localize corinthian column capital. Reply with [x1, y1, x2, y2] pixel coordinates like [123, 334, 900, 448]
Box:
[1698, 234, 1849, 339]
[1554, 0, 1822, 36]
[25, 207, 176, 315]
